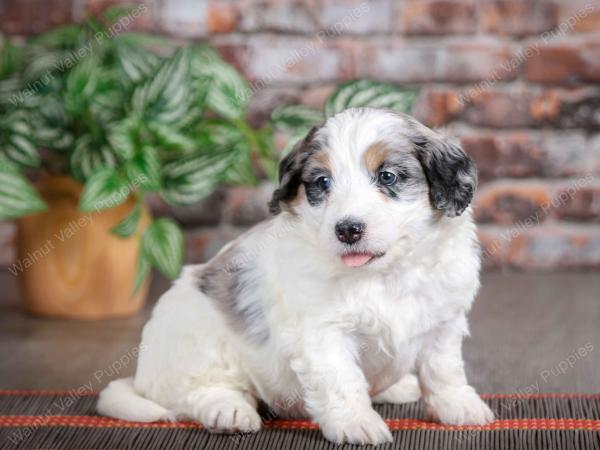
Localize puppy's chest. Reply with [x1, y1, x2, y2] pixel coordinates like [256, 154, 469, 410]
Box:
[338, 276, 448, 342]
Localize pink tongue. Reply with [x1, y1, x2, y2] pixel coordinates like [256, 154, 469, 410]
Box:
[341, 253, 373, 267]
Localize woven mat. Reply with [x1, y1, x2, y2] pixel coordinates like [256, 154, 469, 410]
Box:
[0, 391, 599, 449]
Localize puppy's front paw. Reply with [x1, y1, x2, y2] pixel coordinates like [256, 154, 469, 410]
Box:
[320, 407, 393, 445]
[201, 400, 262, 433]
[425, 386, 494, 426]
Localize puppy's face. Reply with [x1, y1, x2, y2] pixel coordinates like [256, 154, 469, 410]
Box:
[269, 108, 477, 270]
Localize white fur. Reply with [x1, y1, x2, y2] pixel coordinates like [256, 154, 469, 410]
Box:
[98, 108, 493, 445]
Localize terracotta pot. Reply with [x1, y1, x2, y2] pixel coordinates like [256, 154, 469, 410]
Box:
[16, 176, 150, 319]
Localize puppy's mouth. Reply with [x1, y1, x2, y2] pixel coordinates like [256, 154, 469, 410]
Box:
[340, 252, 385, 268]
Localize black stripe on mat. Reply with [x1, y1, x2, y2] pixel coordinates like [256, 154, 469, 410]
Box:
[1, 427, 599, 450]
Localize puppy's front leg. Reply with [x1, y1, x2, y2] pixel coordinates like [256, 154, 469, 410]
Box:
[417, 316, 494, 426]
[291, 331, 392, 445]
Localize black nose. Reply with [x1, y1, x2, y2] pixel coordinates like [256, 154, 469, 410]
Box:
[335, 219, 365, 244]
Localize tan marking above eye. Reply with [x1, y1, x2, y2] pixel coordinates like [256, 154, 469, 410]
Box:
[363, 142, 390, 173]
[312, 151, 331, 171]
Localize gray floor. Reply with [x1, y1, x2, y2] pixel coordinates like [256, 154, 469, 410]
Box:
[1, 271, 599, 394]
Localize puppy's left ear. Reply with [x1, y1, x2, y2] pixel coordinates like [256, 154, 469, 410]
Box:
[413, 132, 477, 217]
[269, 126, 321, 215]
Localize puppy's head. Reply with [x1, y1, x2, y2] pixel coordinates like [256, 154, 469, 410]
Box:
[269, 108, 477, 270]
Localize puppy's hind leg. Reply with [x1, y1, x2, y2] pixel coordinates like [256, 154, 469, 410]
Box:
[372, 374, 421, 404]
[183, 386, 262, 434]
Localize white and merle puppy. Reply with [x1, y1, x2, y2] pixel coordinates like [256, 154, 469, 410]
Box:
[98, 107, 494, 445]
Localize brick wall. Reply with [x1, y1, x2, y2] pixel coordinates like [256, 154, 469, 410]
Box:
[1, 0, 599, 270]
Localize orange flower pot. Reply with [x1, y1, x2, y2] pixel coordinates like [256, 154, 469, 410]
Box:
[15, 176, 150, 319]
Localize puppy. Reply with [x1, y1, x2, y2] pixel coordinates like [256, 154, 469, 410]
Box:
[98, 107, 494, 445]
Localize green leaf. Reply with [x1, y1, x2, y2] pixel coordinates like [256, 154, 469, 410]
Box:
[141, 218, 183, 280]
[103, 5, 136, 25]
[271, 105, 323, 130]
[190, 46, 250, 120]
[111, 202, 142, 238]
[4, 135, 39, 167]
[29, 94, 74, 151]
[222, 144, 259, 186]
[116, 32, 176, 49]
[160, 151, 234, 206]
[0, 169, 47, 220]
[108, 117, 139, 160]
[132, 47, 195, 126]
[70, 137, 118, 182]
[79, 167, 129, 212]
[132, 250, 151, 295]
[0, 38, 25, 78]
[64, 55, 99, 116]
[29, 24, 83, 50]
[0, 115, 40, 168]
[325, 80, 420, 117]
[125, 146, 161, 190]
[22, 49, 69, 84]
[149, 122, 196, 152]
[116, 41, 162, 87]
[196, 120, 245, 148]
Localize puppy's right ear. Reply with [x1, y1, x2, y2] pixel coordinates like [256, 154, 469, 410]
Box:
[269, 126, 321, 215]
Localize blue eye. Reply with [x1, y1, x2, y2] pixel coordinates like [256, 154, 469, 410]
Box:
[378, 171, 397, 186]
[316, 176, 332, 190]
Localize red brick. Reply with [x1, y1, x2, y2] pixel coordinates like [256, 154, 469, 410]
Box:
[590, 135, 600, 175]
[539, 131, 595, 177]
[462, 130, 595, 181]
[477, 227, 509, 269]
[480, 0, 558, 36]
[206, 3, 238, 34]
[247, 86, 301, 126]
[318, 0, 393, 34]
[223, 183, 272, 226]
[530, 88, 600, 129]
[160, 0, 208, 37]
[458, 87, 600, 130]
[413, 88, 464, 127]
[1, 0, 72, 34]
[555, 1, 600, 33]
[462, 89, 535, 128]
[184, 227, 244, 263]
[505, 225, 600, 270]
[300, 85, 336, 109]
[146, 191, 224, 227]
[230, 36, 355, 84]
[399, 0, 476, 35]
[479, 224, 600, 270]
[474, 182, 552, 224]
[553, 182, 600, 222]
[240, 1, 317, 33]
[462, 132, 545, 181]
[526, 39, 600, 84]
[357, 40, 515, 83]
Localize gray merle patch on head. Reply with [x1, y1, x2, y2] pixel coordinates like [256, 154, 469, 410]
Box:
[408, 125, 477, 217]
[196, 244, 269, 344]
[269, 125, 323, 215]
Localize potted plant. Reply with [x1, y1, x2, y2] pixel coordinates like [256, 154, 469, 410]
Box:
[0, 7, 418, 320]
[0, 8, 277, 319]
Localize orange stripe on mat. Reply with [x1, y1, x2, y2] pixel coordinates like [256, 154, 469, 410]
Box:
[0, 416, 599, 431]
[1, 390, 599, 399]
